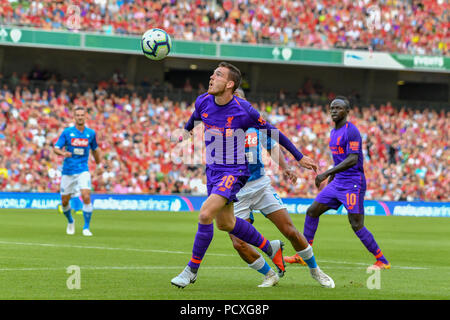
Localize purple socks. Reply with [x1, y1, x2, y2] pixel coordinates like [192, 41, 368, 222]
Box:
[229, 217, 271, 254]
[355, 227, 389, 264]
[188, 223, 214, 270]
[303, 215, 320, 245]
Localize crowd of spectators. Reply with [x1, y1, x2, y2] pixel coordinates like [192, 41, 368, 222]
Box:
[0, 0, 448, 56]
[0, 70, 448, 202]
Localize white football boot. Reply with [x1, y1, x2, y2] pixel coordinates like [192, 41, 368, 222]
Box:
[82, 229, 93, 236]
[310, 267, 335, 288]
[66, 220, 75, 235]
[258, 269, 280, 288]
[171, 266, 197, 288]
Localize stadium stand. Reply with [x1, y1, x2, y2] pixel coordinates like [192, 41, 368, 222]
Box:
[0, 0, 448, 56]
[0, 70, 448, 201]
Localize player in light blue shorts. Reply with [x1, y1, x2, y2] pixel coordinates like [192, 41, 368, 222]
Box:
[229, 88, 335, 288]
[54, 106, 102, 236]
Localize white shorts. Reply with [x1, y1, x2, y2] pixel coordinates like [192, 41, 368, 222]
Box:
[234, 177, 286, 221]
[60, 171, 91, 196]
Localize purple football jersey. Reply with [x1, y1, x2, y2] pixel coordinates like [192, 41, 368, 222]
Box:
[329, 121, 366, 186]
[184, 93, 303, 175]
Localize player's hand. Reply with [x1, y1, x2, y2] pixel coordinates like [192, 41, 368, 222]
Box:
[298, 156, 318, 172]
[315, 172, 328, 189]
[283, 167, 298, 184]
[62, 151, 72, 158]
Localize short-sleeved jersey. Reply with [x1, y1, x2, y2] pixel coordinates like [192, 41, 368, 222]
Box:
[329, 121, 365, 186]
[245, 127, 276, 182]
[184, 93, 303, 176]
[55, 126, 98, 175]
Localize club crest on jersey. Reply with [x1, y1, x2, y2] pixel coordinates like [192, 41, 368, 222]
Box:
[226, 116, 234, 128]
[245, 132, 258, 147]
[71, 138, 89, 147]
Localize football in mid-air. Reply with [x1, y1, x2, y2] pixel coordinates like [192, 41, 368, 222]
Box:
[141, 28, 172, 61]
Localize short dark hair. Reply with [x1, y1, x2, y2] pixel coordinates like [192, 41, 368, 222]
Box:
[218, 61, 241, 92]
[73, 106, 85, 113]
[333, 96, 350, 109]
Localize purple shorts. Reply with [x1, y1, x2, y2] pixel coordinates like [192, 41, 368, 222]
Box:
[315, 180, 366, 214]
[206, 168, 249, 203]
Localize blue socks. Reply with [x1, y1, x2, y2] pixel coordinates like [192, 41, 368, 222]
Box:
[248, 256, 271, 275]
[62, 204, 74, 223]
[82, 203, 93, 230]
[298, 245, 318, 269]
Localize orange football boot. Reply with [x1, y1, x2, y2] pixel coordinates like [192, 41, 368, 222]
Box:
[283, 253, 307, 266]
[367, 260, 391, 270]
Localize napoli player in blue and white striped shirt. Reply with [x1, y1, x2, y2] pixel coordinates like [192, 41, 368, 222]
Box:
[229, 88, 334, 288]
[54, 106, 102, 236]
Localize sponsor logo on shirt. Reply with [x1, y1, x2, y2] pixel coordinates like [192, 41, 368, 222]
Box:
[245, 132, 258, 148]
[349, 141, 359, 151]
[71, 138, 89, 147]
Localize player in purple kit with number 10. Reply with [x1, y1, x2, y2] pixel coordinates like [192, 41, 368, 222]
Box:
[171, 62, 321, 288]
[284, 96, 390, 270]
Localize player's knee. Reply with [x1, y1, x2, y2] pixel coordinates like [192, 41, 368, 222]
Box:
[306, 206, 319, 218]
[198, 211, 214, 224]
[349, 220, 364, 232]
[216, 220, 233, 232]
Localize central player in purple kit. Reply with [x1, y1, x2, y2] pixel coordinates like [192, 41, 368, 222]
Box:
[171, 62, 318, 288]
[285, 96, 391, 271]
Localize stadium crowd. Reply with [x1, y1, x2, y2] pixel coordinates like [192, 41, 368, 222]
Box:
[0, 70, 448, 202]
[0, 0, 448, 56]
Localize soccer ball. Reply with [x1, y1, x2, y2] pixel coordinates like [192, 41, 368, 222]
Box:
[141, 28, 172, 61]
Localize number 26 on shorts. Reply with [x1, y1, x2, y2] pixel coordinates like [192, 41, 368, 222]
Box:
[218, 175, 235, 189]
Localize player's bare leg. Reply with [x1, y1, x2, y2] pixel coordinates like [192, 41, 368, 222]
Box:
[229, 221, 279, 287]
[348, 213, 391, 270]
[267, 209, 306, 266]
[61, 194, 75, 235]
[81, 189, 93, 236]
[267, 208, 334, 288]
[284, 202, 330, 263]
[220, 206, 286, 277]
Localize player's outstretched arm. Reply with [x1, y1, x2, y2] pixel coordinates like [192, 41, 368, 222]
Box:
[267, 144, 297, 184]
[315, 154, 358, 188]
[246, 105, 318, 173]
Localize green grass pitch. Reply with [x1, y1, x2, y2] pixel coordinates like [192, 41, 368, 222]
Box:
[0, 209, 449, 300]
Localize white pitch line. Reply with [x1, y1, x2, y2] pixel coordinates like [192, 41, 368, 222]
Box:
[0, 240, 431, 270]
